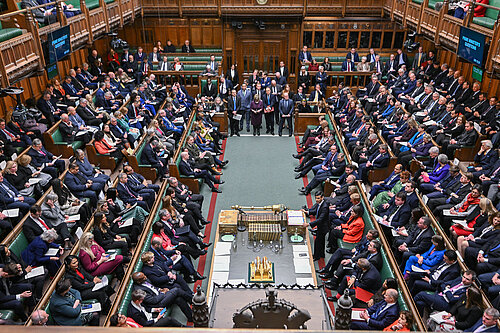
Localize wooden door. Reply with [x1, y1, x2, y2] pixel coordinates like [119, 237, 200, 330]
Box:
[236, 34, 288, 76]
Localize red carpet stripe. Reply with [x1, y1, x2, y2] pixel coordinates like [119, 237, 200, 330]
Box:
[194, 138, 226, 291]
[294, 135, 334, 314]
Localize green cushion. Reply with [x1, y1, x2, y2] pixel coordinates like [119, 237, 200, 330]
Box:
[473, 16, 496, 29]
[86, 0, 100, 10]
[0, 28, 23, 43]
[428, 0, 438, 9]
[332, 65, 342, 71]
[0, 310, 15, 321]
[175, 48, 222, 53]
[412, 0, 424, 3]
[183, 64, 207, 71]
[104, 0, 114, 3]
[52, 129, 64, 143]
[66, 0, 81, 9]
[9, 233, 28, 257]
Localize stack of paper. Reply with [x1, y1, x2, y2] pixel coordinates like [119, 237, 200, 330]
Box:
[429, 311, 449, 324]
[2, 209, 19, 218]
[296, 277, 314, 286]
[44, 248, 59, 256]
[288, 210, 304, 226]
[292, 244, 308, 253]
[293, 258, 312, 274]
[92, 276, 109, 291]
[213, 256, 230, 272]
[214, 242, 231, 256]
[211, 271, 229, 284]
[81, 302, 102, 314]
[25, 266, 45, 279]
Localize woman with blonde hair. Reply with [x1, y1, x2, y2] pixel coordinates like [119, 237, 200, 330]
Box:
[457, 210, 500, 257]
[17, 153, 51, 188]
[450, 197, 496, 241]
[2, 160, 40, 198]
[163, 191, 204, 238]
[78, 232, 126, 278]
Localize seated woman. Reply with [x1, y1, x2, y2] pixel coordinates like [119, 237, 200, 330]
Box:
[75, 149, 110, 186]
[3, 161, 42, 199]
[105, 187, 148, 224]
[149, 119, 176, 153]
[303, 126, 330, 149]
[51, 178, 91, 226]
[97, 201, 142, 243]
[403, 235, 445, 278]
[397, 124, 426, 155]
[372, 171, 410, 211]
[450, 198, 495, 241]
[427, 286, 483, 332]
[21, 229, 62, 276]
[113, 111, 141, 139]
[93, 212, 131, 254]
[93, 130, 126, 160]
[64, 255, 115, 312]
[78, 232, 126, 279]
[103, 123, 133, 155]
[49, 279, 99, 326]
[327, 205, 365, 251]
[417, 153, 450, 186]
[298, 99, 312, 113]
[457, 211, 500, 258]
[383, 310, 413, 332]
[17, 154, 51, 191]
[397, 134, 434, 170]
[163, 193, 206, 238]
[185, 135, 225, 174]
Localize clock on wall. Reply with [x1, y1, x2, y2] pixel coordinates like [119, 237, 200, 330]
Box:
[256, 0, 268, 4]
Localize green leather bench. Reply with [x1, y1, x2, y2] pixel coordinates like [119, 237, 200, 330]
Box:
[167, 56, 222, 62]
[183, 64, 209, 71]
[175, 48, 222, 53]
[47, 128, 83, 158]
[125, 141, 158, 182]
[0, 22, 23, 43]
[473, 0, 500, 29]
[428, 0, 439, 9]
[66, 0, 100, 10]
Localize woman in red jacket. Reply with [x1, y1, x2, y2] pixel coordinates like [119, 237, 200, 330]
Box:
[328, 205, 365, 251]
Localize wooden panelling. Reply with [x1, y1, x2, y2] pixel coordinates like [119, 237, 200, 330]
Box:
[306, 0, 343, 16]
[220, 0, 304, 16]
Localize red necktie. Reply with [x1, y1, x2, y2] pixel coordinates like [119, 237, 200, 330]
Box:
[38, 218, 49, 230]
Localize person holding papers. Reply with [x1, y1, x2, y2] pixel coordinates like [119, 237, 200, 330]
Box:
[450, 198, 495, 241]
[65, 162, 105, 208]
[97, 202, 143, 245]
[383, 310, 413, 331]
[3, 161, 42, 199]
[75, 149, 110, 187]
[28, 139, 65, 180]
[64, 255, 114, 312]
[0, 172, 36, 218]
[427, 287, 483, 332]
[51, 178, 91, 226]
[41, 194, 77, 244]
[21, 229, 62, 276]
[49, 279, 99, 326]
[402, 235, 446, 279]
[127, 289, 184, 327]
[78, 232, 126, 279]
[93, 213, 131, 255]
[326, 205, 365, 252]
[60, 113, 92, 145]
[350, 288, 400, 330]
[104, 187, 148, 224]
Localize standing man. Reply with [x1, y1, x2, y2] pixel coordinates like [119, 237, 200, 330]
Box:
[278, 92, 294, 137]
[237, 83, 252, 133]
[228, 89, 241, 137]
[303, 191, 329, 261]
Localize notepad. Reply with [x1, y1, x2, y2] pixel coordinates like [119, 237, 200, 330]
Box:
[293, 251, 309, 259]
[213, 256, 230, 272]
[28, 178, 41, 185]
[288, 210, 304, 226]
[293, 258, 312, 274]
[234, 114, 242, 121]
[81, 302, 101, 314]
[44, 248, 59, 256]
[25, 266, 45, 279]
[429, 311, 449, 324]
[211, 271, 229, 284]
[119, 218, 134, 228]
[452, 219, 468, 228]
[351, 309, 366, 321]
[2, 208, 19, 218]
[214, 242, 231, 256]
[411, 265, 426, 273]
[92, 276, 108, 291]
[66, 214, 80, 222]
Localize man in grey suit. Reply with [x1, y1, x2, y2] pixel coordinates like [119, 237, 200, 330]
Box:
[237, 83, 252, 132]
[278, 92, 294, 137]
[206, 54, 219, 72]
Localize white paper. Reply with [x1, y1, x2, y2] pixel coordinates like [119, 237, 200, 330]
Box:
[44, 248, 59, 256]
[292, 245, 308, 253]
[288, 210, 304, 226]
[211, 271, 229, 284]
[398, 142, 409, 147]
[214, 242, 231, 256]
[213, 256, 230, 272]
[11, 153, 17, 161]
[293, 251, 310, 259]
[92, 276, 108, 291]
[352, 309, 365, 321]
[423, 120, 437, 126]
[411, 265, 426, 273]
[429, 311, 450, 324]
[25, 266, 45, 279]
[66, 214, 80, 222]
[75, 227, 83, 239]
[228, 279, 245, 285]
[415, 111, 427, 117]
[2, 208, 19, 218]
[452, 219, 468, 227]
[28, 178, 41, 185]
[422, 195, 429, 205]
[293, 258, 312, 274]
[119, 218, 134, 228]
[0, 161, 5, 169]
[391, 229, 400, 237]
[296, 277, 314, 286]
[80, 302, 101, 314]
[234, 114, 242, 121]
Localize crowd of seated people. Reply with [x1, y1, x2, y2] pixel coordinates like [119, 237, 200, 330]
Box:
[296, 43, 500, 331]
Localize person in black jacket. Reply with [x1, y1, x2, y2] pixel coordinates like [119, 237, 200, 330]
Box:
[393, 216, 434, 266]
[127, 289, 183, 327]
[64, 255, 114, 312]
[93, 213, 131, 255]
[303, 191, 330, 261]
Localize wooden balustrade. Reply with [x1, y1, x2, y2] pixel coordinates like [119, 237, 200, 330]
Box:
[439, 14, 462, 49]
[67, 13, 90, 49]
[405, 0, 422, 29]
[105, 0, 122, 29]
[420, 5, 440, 36]
[307, 70, 375, 94]
[140, 0, 177, 15]
[120, 0, 133, 23]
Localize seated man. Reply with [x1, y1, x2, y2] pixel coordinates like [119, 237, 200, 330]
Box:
[393, 216, 434, 266]
[350, 288, 400, 330]
[76, 98, 105, 127]
[336, 258, 382, 303]
[64, 162, 104, 207]
[464, 307, 500, 333]
[178, 152, 223, 193]
[127, 289, 183, 327]
[0, 173, 36, 217]
[75, 149, 109, 187]
[369, 164, 402, 200]
[358, 144, 390, 183]
[60, 113, 92, 145]
[376, 192, 412, 230]
[167, 177, 209, 226]
[28, 138, 65, 180]
[117, 173, 151, 210]
[0, 118, 30, 156]
[413, 270, 475, 316]
[441, 121, 478, 160]
[299, 147, 346, 195]
[140, 140, 168, 179]
[0, 266, 31, 322]
[140, 252, 192, 294]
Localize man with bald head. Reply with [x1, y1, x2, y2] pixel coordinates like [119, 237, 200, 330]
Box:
[31, 309, 49, 325]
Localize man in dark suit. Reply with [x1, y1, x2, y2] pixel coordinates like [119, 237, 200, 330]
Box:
[408, 250, 460, 295]
[427, 172, 473, 213]
[21, 0, 56, 25]
[131, 271, 192, 321]
[341, 58, 356, 72]
[278, 92, 294, 137]
[117, 173, 150, 210]
[377, 192, 412, 230]
[206, 54, 218, 72]
[181, 40, 195, 53]
[76, 98, 104, 127]
[346, 48, 360, 63]
[227, 89, 241, 137]
[303, 191, 329, 260]
[414, 271, 475, 315]
[147, 47, 160, 68]
[369, 165, 402, 199]
[262, 87, 276, 135]
[140, 140, 168, 178]
[393, 216, 434, 265]
[278, 61, 289, 80]
[465, 308, 500, 333]
[384, 54, 397, 79]
[442, 121, 479, 159]
[396, 49, 408, 68]
[37, 91, 61, 127]
[22, 205, 69, 246]
[201, 78, 217, 99]
[59, 113, 91, 145]
[127, 289, 183, 327]
[358, 144, 390, 182]
[166, 177, 207, 226]
[335, 258, 382, 304]
[0, 172, 36, 218]
[350, 289, 400, 330]
[472, 140, 498, 179]
[28, 139, 65, 179]
[123, 166, 156, 207]
[218, 76, 232, 101]
[357, 75, 381, 99]
[64, 163, 103, 207]
[298, 45, 312, 65]
[178, 152, 222, 193]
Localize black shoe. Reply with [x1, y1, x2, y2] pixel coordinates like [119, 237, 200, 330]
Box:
[247, 128, 250, 132]
[310, 230, 317, 236]
[292, 154, 300, 159]
[319, 273, 333, 279]
[289, 133, 292, 137]
[271, 132, 275, 136]
[216, 180, 225, 184]
[326, 248, 336, 254]
[199, 249, 207, 255]
[324, 283, 337, 290]
[294, 167, 302, 172]
[230, 133, 234, 137]
[257, 129, 260, 136]
[295, 174, 302, 179]
[302, 205, 308, 210]
[212, 188, 222, 193]
[317, 267, 328, 274]
[266, 129, 270, 134]
[185, 276, 195, 283]
[194, 272, 207, 281]
[222, 160, 229, 166]
[201, 242, 212, 249]
[236, 133, 240, 137]
[279, 133, 282, 137]
[299, 188, 309, 195]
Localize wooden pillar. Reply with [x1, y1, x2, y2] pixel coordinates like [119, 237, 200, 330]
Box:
[434, 0, 447, 46]
[81, 0, 93, 44]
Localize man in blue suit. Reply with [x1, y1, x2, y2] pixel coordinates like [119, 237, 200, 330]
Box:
[346, 48, 360, 63]
[28, 138, 65, 180]
[341, 58, 356, 72]
[141, 252, 192, 294]
[414, 271, 475, 316]
[369, 164, 402, 199]
[178, 152, 222, 193]
[350, 288, 400, 330]
[302, 191, 329, 261]
[298, 45, 312, 65]
[0, 173, 35, 217]
[358, 144, 390, 182]
[64, 163, 104, 207]
[117, 173, 150, 210]
[465, 308, 500, 332]
[377, 192, 412, 229]
[299, 146, 340, 195]
[472, 140, 498, 180]
[278, 92, 294, 137]
[140, 140, 168, 178]
[335, 258, 382, 301]
[237, 83, 252, 132]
